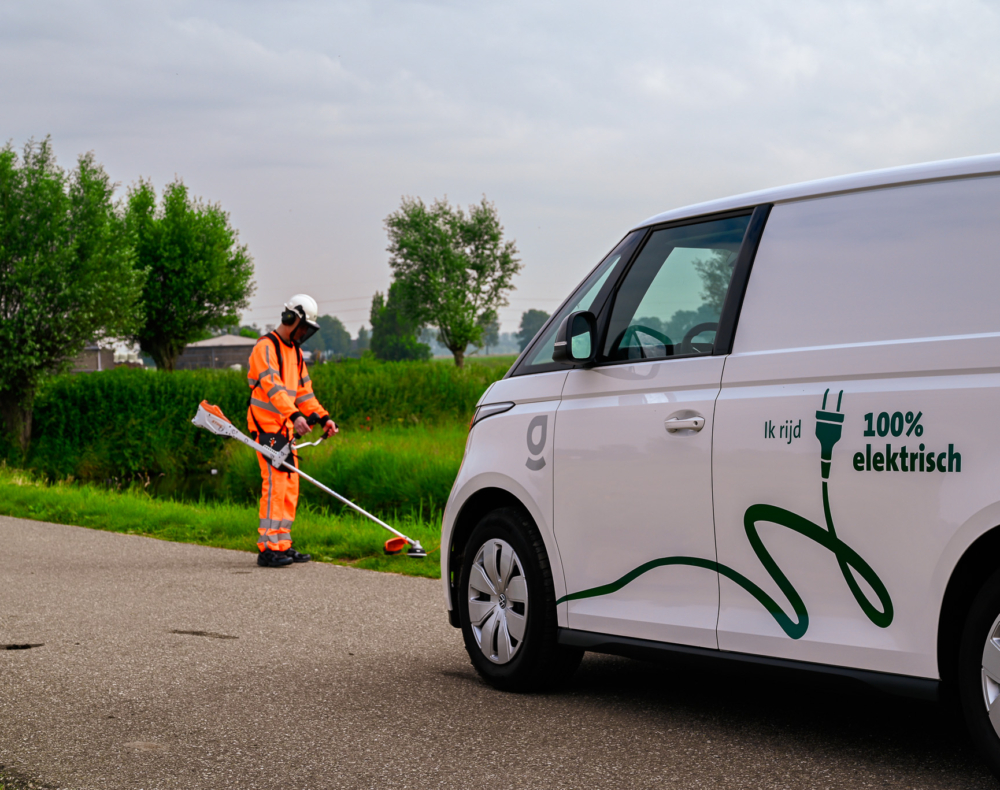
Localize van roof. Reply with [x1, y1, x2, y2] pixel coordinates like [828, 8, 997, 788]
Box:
[637, 152, 1000, 229]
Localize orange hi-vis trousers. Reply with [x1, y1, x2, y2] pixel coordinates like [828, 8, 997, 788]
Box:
[257, 452, 298, 552]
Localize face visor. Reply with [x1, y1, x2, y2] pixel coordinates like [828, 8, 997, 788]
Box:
[291, 315, 320, 345]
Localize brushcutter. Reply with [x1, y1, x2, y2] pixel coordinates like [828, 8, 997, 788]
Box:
[191, 401, 427, 558]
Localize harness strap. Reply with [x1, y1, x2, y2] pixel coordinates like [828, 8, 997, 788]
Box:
[267, 332, 284, 379]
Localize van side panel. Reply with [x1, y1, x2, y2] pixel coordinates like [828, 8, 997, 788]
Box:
[712, 176, 1000, 678]
[732, 176, 1000, 351]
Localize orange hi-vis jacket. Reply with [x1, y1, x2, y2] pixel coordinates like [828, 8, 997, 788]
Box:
[246, 332, 329, 436]
[246, 332, 330, 552]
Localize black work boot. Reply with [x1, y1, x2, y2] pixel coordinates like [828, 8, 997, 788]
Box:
[283, 547, 312, 563]
[257, 549, 293, 568]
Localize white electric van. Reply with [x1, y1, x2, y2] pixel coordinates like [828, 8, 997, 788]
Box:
[441, 154, 1000, 776]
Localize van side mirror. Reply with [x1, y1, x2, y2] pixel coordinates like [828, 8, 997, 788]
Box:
[552, 311, 597, 365]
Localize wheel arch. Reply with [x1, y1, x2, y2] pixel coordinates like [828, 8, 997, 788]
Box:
[446, 487, 534, 627]
[938, 523, 1000, 687]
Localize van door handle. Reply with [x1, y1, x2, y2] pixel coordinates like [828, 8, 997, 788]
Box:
[665, 416, 705, 433]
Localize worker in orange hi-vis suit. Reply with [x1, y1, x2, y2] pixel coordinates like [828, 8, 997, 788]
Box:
[246, 294, 338, 568]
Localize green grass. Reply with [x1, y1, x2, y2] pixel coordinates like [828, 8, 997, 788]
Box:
[207, 422, 468, 515]
[0, 467, 442, 578]
[22, 356, 508, 481]
[1, 355, 501, 577]
[434, 353, 518, 367]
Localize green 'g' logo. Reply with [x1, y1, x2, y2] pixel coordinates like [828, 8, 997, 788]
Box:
[555, 389, 894, 639]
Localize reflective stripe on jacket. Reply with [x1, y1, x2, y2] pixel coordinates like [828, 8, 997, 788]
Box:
[246, 332, 329, 434]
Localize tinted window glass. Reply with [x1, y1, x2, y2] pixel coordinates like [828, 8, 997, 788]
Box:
[603, 215, 751, 361]
[521, 231, 642, 368]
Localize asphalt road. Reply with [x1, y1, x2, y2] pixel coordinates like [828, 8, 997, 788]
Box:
[0, 515, 996, 790]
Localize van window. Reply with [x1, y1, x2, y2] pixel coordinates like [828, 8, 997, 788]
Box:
[734, 176, 1000, 353]
[519, 231, 642, 370]
[603, 215, 751, 361]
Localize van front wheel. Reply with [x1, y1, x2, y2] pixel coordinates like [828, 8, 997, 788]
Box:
[458, 507, 582, 691]
[959, 568, 1000, 780]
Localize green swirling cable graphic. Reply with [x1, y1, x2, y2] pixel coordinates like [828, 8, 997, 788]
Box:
[555, 390, 894, 639]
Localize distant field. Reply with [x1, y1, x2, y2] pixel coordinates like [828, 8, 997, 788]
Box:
[432, 353, 518, 367]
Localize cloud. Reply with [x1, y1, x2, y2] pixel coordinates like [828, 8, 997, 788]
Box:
[3, 0, 1000, 330]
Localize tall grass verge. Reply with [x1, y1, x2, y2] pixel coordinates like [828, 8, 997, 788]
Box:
[207, 423, 468, 514]
[26, 356, 506, 481]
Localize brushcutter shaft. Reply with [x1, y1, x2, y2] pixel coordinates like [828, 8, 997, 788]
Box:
[192, 401, 421, 552]
[281, 463, 412, 544]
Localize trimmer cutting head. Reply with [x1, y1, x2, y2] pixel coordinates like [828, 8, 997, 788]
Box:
[384, 537, 427, 558]
[407, 541, 427, 558]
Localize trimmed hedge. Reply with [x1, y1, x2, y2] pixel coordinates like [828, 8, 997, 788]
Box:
[27, 357, 508, 480]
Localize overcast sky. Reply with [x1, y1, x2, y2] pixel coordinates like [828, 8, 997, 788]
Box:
[4, 0, 1000, 334]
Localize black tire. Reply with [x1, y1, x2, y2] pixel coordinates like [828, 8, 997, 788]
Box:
[457, 507, 583, 692]
[958, 568, 1000, 780]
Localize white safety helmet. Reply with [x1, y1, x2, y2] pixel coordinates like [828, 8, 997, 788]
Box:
[282, 293, 321, 344]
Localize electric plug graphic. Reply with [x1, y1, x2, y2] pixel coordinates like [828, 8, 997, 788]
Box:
[815, 389, 845, 480]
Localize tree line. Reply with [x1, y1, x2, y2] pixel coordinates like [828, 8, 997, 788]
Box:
[304, 304, 548, 363]
[1, 138, 556, 453]
[0, 138, 253, 450]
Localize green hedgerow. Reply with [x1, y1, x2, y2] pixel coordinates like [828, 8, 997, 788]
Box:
[26, 356, 509, 482]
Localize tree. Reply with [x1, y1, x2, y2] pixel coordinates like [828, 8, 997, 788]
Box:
[516, 309, 550, 351]
[0, 138, 144, 451]
[369, 283, 431, 362]
[473, 310, 499, 355]
[354, 326, 370, 356]
[385, 196, 521, 367]
[238, 324, 260, 338]
[303, 314, 351, 359]
[125, 180, 255, 371]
